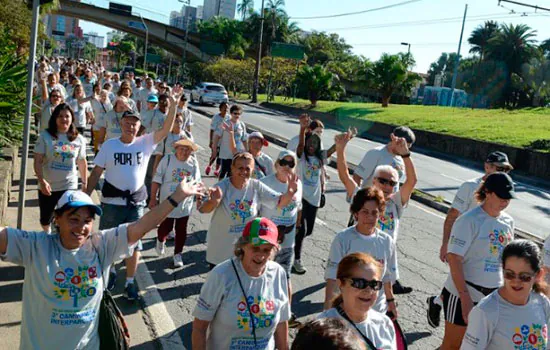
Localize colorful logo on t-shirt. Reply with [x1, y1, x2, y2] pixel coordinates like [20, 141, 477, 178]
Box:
[489, 229, 512, 257]
[279, 200, 297, 217]
[229, 199, 254, 223]
[377, 209, 395, 235]
[511, 323, 547, 349]
[52, 265, 99, 308]
[236, 295, 276, 332]
[303, 158, 321, 185]
[171, 167, 192, 183]
[53, 141, 78, 163]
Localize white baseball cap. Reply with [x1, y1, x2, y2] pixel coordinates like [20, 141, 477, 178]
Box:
[248, 131, 268, 146]
[55, 190, 103, 216]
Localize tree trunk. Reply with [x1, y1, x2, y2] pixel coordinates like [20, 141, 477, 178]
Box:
[381, 95, 391, 107]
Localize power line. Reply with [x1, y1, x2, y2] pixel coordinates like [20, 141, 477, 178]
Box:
[289, 0, 422, 20]
[498, 0, 550, 12]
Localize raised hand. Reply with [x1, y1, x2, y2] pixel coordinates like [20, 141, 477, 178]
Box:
[221, 121, 233, 134]
[209, 186, 223, 201]
[299, 113, 311, 129]
[176, 178, 206, 199]
[391, 134, 410, 156]
[334, 131, 352, 150]
[286, 173, 299, 194]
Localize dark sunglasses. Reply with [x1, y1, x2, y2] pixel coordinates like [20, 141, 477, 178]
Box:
[503, 270, 536, 283]
[51, 95, 62, 99]
[346, 277, 383, 291]
[496, 166, 511, 173]
[279, 159, 295, 168]
[376, 177, 397, 187]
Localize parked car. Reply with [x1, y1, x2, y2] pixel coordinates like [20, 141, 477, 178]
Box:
[190, 82, 229, 105]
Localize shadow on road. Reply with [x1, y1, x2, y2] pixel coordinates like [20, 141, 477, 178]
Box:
[0, 282, 23, 303]
[0, 265, 25, 282]
[405, 331, 433, 345]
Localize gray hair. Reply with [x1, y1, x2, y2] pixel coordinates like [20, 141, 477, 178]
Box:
[233, 235, 279, 259]
[373, 165, 398, 180]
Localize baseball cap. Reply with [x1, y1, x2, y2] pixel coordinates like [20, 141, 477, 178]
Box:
[248, 131, 268, 147]
[55, 190, 102, 216]
[242, 217, 279, 247]
[147, 94, 159, 103]
[121, 110, 141, 120]
[486, 151, 513, 169]
[277, 149, 297, 163]
[173, 138, 199, 151]
[484, 172, 516, 199]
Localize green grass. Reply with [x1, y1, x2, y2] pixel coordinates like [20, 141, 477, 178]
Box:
[255, 94, 550, 150]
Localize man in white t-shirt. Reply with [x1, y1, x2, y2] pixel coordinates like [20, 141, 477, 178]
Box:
[138, 77, 157, 112]
[206, 102, 229, 176]
[427, 151, 514, 328]
[86, 95, 178, 301]
[353, 126, 416, 189]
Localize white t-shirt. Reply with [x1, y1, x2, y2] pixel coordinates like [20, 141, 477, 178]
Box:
[298, 151, 328, 207]
[444, 206, 515, 302]
[377, 191, 406, 240]
[153, 131, 193, 157]
[206, 179, 281, 265]
[325, 227, 398, 313]
[97, 109, 124, 141]
[142, 108, 167, 134]
[355, 145, 405, 187]
[111, 81, 121, 94]
[193, 258, 291, 350]
[90, 99, 113, 132]
[81, 80, 94, 98]
[153, 154, 200, 218]
[1, 224, 132, 350]
[215, 120, 248, 160]
[210, 112, 227, 132]
[39, 101, 57, 131]
[544, 238, 550, 268]
[67, 98, 92, 128]
[138, 88, 157, 110]
[462, 291, 550, 350]
[451, 177, 483, 214]
[94, 133, 158, 206]
[34, 131, 87, 192]
[318, 308, 397, 350]
[252, 153, 275, 180]
[259, 174, 303, 249]
[177, 108, 194, 131]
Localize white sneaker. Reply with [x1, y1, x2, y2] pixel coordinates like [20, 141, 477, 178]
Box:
[292, 260, 307, 275]
[168, 231, 175, 240]
[155, 239, 166, 256]
[173, 254, 184, 268]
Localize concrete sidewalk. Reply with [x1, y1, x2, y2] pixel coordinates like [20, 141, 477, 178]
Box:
[0, 148, 158, 349]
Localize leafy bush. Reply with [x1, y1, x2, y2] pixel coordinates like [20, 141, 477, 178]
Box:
[134, 68, 156, 79]
[528, 139, 550, 152]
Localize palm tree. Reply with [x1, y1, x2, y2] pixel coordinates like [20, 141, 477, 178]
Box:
[372, 53, 420, 107]
[237, 0, 254, 20]
[266, 0, 286, 17]
[541, 38, 550, 59]
[296, 64, 336, 107]
[468, 20, 499, 61]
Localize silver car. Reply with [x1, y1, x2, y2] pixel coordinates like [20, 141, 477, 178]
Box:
[190, 82, 229, 105]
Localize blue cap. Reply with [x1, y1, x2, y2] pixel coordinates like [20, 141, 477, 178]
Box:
[147, 95, 159, 103]
[55, 190, 103, 216]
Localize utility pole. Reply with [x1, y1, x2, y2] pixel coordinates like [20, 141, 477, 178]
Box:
[139, 13, 149, 74]
[252, 0, 266, 103]
[18, 0, 41, 229]
[449, 4, 468, 107]
[178, 0, 191, 85]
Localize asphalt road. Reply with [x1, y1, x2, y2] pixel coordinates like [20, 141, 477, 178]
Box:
[136, 110, 448, 349]
[189, 101, 550, 239]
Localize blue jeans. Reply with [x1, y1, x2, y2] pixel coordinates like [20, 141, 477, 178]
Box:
[99, 203, 145, 251]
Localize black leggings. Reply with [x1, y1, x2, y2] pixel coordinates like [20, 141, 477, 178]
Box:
[38, 190, 67, 226]
[218, 158, 232, 180]
[294, 198, 319, 261]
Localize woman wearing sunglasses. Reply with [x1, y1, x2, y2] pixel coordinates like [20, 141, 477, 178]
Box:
[319, 252, 397, 349]
[461, 240, 550, 349]
[440, 172, 516, 350]
[260, 150, 303, 326]
[38, 77, 64, 131]
[193, 217, 290, 350]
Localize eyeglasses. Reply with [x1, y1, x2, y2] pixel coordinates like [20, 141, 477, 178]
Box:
[232, 112, 242, 116]
[376, 177, 397, 187]
[345, 277, 383, 291]
[496, 166, 511, 173]
[503, 270, 536, 283]
[51, 95, 62, 99]
[279, 159, 295, 168]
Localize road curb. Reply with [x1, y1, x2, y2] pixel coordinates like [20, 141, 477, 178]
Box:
[189, 106, 542, 244]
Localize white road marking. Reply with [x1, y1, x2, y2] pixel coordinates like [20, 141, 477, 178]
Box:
[439, 173, 466, 183]
[410, 202, 446, 220]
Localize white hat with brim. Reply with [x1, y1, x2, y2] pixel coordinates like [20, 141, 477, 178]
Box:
[55, 190, 102, 216]
[173, 138, 199, 152]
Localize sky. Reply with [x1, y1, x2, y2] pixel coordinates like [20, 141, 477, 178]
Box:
[78, 0, 550, 73]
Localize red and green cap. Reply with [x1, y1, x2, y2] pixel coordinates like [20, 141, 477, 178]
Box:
[242, 217, 279, 247]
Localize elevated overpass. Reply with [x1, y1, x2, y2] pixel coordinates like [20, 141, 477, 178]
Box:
[55, 0, 210, 62]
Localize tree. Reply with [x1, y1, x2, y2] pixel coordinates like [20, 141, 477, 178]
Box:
[541, 38, 550, 59]
[300, 31, 353, 67]
[372, 53, 420, 107]
[296, 64, 342, 106]
[517, 56, 550, 106]
[468, 21, 500, 61]
[237, 0, 254, 20]
[198, 17, 249, 58]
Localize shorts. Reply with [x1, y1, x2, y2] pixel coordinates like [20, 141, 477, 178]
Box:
[442, 288, 477, 327]
[38, 189, 68, 226]
[99, 203, 145, 252]
[274, 247, 294, 279]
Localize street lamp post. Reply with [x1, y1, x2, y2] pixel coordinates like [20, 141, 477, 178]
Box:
[401, 42, 411, 55]
[252, 0, 266, 103]
[138, 13, 149, 74]
[178, 0, 191, 84]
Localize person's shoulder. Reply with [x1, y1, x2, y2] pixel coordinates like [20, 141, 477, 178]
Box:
[367, 309, 393, 326]
[476, 290, 500, 311]
[101, 137, 120, 148]
[498, 211, 514, 223]
[317, 308, 339, 319]
[335, 226, 357, 240]
[38, 130, 50, 139]
[211, 259, 233, 276]
[266, 259, 286, 276]
[260, 173, 276, 184]
[74, 134, 87, 144]
[375, 228, 395, 244]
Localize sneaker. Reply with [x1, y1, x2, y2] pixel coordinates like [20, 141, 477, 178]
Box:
[205, 165, 212, 175]
[288, 313, 301, 328]
[392, 280, 413, 294]
[427, 296, 442, 328]
[124, 282, 139, 301]
[173, 254, 184, 268]
[107, 270, 117, 291]
[292, 260, 307, 275]
[168, 231, 175, 240]
[155, 239, 166, 256]
[214, 169, 220, 177]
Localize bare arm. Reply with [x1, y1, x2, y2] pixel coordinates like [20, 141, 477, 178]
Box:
[0, 227, 7, 255]
[153, 95, 178, 144]
[97, 127, 106, 147]
[335, 133, 358, 199]
[191, 318, 209, 350]
[40, 78, 48, 102]
[274, 321, 289, 350]
[326, 143, 337, 158]
[296, 124, 307, 159]
[441, 208, 460, 262]
[197, 187, 223, 214]
[324, 279, 339, 310]
[399, 156, 417, 206]
[352, 173, 363, 188]
[86, 165, 104, 195]
[77, 158, 88, 192]
[211, 134, 220, 159]
[276, 174, 299, 209]
[151, 155, 162, 180]
[448, 252, 474, 323]
[149, 181, 160, 208]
